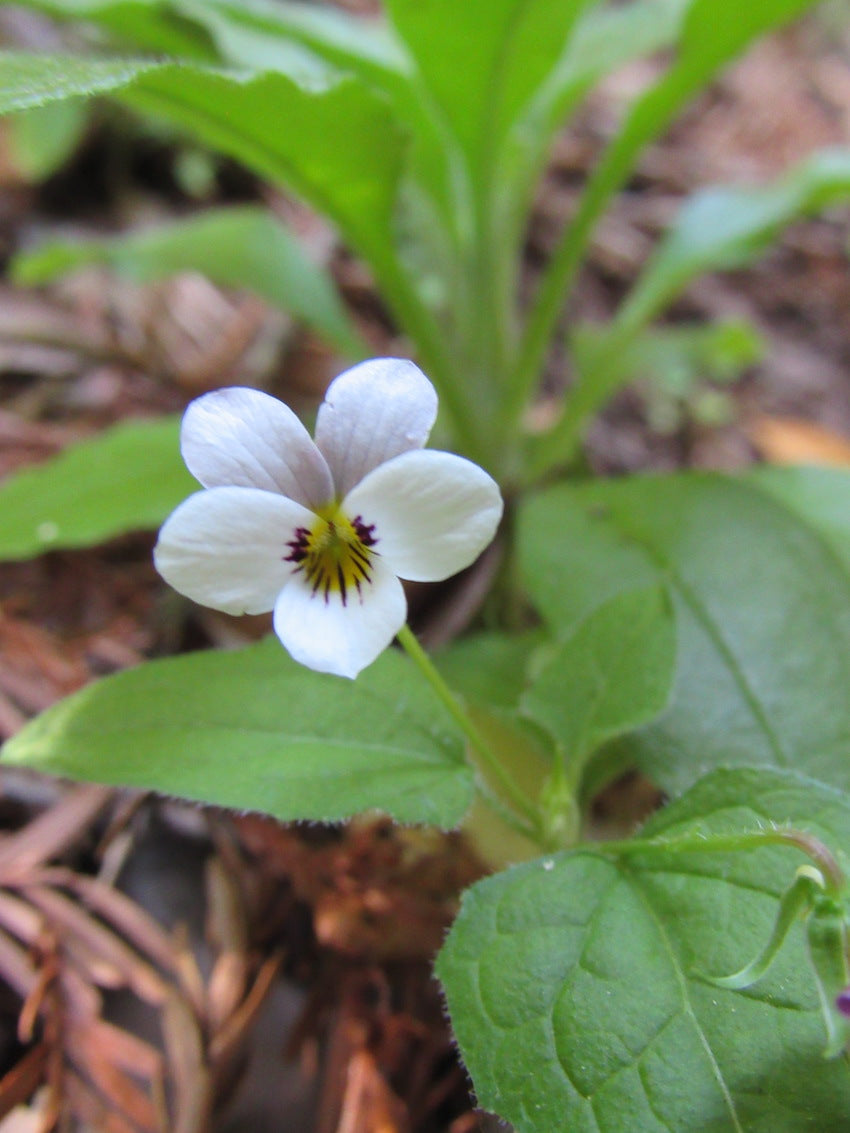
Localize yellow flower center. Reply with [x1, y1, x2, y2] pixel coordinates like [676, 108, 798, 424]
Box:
[285, 506, 378, 605]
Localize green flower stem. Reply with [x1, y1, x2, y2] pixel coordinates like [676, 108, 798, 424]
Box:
[600, 827, 847, 895]
[396, 624, 542, 832]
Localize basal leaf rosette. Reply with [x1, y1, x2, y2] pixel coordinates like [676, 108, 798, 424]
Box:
[154, 358, 503, 678]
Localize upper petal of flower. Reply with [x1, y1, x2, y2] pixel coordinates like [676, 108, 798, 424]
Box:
[273, 556, 406, 679]
[154, 486, 314, 615]
[181, 387, 333, 508]
[343, 449, 503, 583]
[314, 358, 438, 498]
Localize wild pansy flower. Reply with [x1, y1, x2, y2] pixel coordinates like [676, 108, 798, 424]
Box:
[154, 358, 503, 678]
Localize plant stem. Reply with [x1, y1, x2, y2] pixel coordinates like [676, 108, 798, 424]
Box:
[374, 257, 488, 465]
[396, 624, 542, 831]
[600, 828, 847, 895]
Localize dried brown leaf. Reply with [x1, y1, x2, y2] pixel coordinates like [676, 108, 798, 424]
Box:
[209, 953, 281, 1067]
[749, 415, 850, 466]
[45, 870, 181, 976]
[0, 1045, 48, 1122]
[0, 788, 112, 880]
[0, 924, 37, 1000]
[161, 994, 210, 1133]
[66, 1024, 160, 1133]
[19, 887, 168, 1005]
[336, 1050, 409, 1133]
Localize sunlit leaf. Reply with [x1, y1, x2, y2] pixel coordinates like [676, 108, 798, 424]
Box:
[385, 0, 588, 187]
[0, 54, 407, 277]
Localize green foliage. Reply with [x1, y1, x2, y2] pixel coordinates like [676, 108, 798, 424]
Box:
[438, 768, 850, 1133]
[521, 586, 676, 775]
[2, 639, 474, 826]
[573, 319, 764, 433]
[13, 206, 364, 356]
[748, 466, 850, 572]
[2, 5, 850, 1129]
[0, 418, 193, 560]
[519, 475, 850, 795]
[434, 630, 544, 710]
[529, 146, 850, 474]
[1, 0, 841, 477]
[622, 149, 850, 333]
[4, 100, 89, 181]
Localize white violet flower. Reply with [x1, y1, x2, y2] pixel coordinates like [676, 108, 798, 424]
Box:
[154, 358, 503, 678]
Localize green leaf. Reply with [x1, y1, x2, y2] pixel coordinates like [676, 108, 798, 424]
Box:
[573, 319, 764, 397]
[434, 629, 545, 710]
[521, 586, 676, 768]
[13, 205, 364, 356]
[385, 0, 588, 185]
[519, 0, 823, 466]
[175, 0, 406, 78]
[438, 767, 850, 1133]
[747, 466, 850, 574]
[0, 417, 193, 561]
[501, 0, 690, 236]
[619, 148, 850, 332]
[4, 100, 89, 181]
[0, 54, 407, 276]
[8, 0, 218, 59]
[0, 53, 165, 114]
[550, 146, 850, 462]
[2, 639, 474, 827]
[518, 473, 850, 794]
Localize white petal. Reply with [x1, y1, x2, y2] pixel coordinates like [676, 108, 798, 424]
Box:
[181, 387, 333, 508]
[154, 486, 315, 615]
[273, 556, 406, 679]
[315, 358, 438, 497]
[343, 450, 503, 582]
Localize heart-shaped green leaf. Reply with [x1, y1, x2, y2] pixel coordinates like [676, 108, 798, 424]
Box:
[518, 473, 850, 794]
[438, 767, 850, 1133]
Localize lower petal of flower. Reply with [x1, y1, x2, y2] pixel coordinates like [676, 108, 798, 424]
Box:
[273, 556, 406, 679]
[154, 486, 314, 615]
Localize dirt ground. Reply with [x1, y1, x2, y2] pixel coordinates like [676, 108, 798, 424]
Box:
[0, 6, 849, 1131]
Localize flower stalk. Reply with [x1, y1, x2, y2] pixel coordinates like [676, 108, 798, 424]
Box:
[396, 624, 542, 835]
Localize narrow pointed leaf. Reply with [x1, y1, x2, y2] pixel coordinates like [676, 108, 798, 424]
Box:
[2, 639, 474, 827]
[0, 54, 407, 274]
[385, 0, 589, 184]
[619, 148, 850, 331]
[13, 206, 364, 356]
[522, 0, 822, 469]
